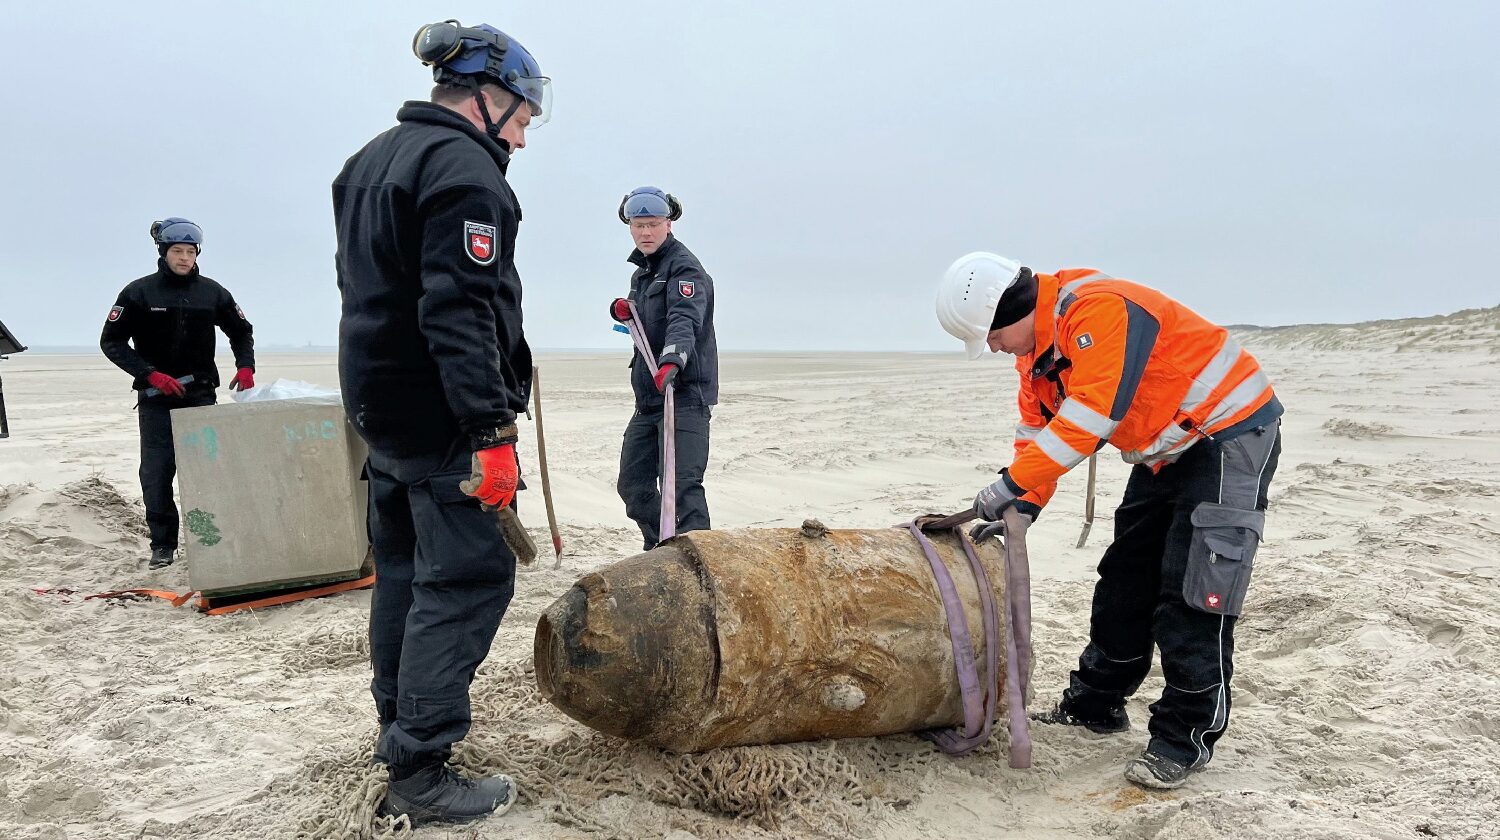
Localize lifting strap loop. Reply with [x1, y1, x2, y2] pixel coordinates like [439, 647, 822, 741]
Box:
[905, 509, 1033, 767]
[625, 302, 677, 543]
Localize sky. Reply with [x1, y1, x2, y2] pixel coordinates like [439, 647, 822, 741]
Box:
[1, 1, 1496, 351]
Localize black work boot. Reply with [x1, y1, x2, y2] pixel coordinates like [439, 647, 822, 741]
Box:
[1124, 749, 1196, 790]
[148, 547, 175, 569]
[1031, 701, 1130, 734]
[379, 764, 517, 825]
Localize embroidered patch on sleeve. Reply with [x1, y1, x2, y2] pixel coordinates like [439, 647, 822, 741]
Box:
[108, 305, 124, 323]
[678, 281, 695, 298]
[464, 221, 497, 266]
[1076, 332, 1094, 350]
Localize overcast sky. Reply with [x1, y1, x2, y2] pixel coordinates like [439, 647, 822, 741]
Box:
[2, 1, 1496, 351]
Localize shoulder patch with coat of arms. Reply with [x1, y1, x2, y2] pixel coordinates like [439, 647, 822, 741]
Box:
[463, 220, 497, 266]
[678, 281, 695, 298]
[107, 305, 124, 323]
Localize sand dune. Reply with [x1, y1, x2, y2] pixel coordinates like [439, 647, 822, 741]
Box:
[1231, 303, 1500, 353]
[1, 308, 1497, 839]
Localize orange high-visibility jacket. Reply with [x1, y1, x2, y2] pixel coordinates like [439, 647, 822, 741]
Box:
[1008, 269, 1278, 509]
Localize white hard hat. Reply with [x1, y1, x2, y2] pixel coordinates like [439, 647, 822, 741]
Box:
[935, 251, 1024, 359]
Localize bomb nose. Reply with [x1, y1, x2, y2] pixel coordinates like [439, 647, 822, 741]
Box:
[534, 545, 718, 742]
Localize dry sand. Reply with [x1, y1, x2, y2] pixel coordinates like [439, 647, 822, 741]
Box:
[1, 308, 1497, 839]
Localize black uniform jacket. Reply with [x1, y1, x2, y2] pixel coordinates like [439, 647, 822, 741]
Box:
[99, 260, 255, 402]
[627, 235, 718, 411]
[333, 101, 532, 456]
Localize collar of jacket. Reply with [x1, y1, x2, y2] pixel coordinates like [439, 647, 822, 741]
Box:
[1023, 272, 1062, 379]
[627, 233, 681, 269]
[396, 100, 513, 175]
[156, 258, 200, 284]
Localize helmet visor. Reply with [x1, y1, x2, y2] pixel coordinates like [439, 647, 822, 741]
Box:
[512, 74, 552, 127]
[153, 219, 204, 246]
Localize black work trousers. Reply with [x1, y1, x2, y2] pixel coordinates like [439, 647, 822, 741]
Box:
[617, 404, 711, 551]
[1061, 420, 1281, 769]
[366, 441, 516, 773]
[137, 392, 215, 550]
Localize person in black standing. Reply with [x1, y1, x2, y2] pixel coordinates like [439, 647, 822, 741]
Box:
[100, 217, 255, 569]
[333, 20, 551, 826]
[609, 187, 718, 550]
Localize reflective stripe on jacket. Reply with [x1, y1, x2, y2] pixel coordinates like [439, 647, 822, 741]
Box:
[1008, 269, 1278, 503]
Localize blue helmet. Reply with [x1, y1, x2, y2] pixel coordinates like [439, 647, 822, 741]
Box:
[413, 21, 552, 126]
[618, 187, 683, 223]
[150, 217, 203, 251]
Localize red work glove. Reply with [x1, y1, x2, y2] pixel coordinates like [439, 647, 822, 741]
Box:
[229, 367, 255, 391]
[653, 363, 679, 394]
[459, 443, 518, 508]
[146, 371, 186, 398]
[610, 298, 632, 323]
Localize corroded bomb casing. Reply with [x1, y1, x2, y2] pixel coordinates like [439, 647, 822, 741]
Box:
[534, 527, 1008, 753]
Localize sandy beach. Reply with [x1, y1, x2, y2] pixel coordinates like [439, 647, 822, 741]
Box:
[1, 308, 1497, 839]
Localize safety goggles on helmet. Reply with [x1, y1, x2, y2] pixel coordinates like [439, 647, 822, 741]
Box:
[413, 20, 552, 127]
[618, 187, 683, 223]
[505, 72, 552, 126]
[150, 217, 204, 248]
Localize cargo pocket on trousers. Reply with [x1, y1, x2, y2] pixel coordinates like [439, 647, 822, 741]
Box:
[420, 470, 513, 585]
[1182, 502, 1264, 616]
[428, 469, 481, 505]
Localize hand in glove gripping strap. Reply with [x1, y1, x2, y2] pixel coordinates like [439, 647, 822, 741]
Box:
[969, 511, 1035, 544]
[459, 443, 518, 509]
[610, 298, 632, 323]
[974, 469, 1024, 521]
[653, 363, 679, 394]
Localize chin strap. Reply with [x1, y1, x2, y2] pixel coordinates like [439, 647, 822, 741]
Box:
[469, 78, 523, 152]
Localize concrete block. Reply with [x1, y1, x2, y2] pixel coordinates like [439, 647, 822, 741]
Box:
[172, 399, 368, 597]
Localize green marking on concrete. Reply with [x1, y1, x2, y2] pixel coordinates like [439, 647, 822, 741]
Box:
[284, 420, 337, 445]
[186, 509, 222, 547]
[180, 427, 220, 460]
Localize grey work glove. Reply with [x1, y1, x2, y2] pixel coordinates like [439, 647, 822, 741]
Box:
[969, 513, 1035, 544]
[974, 469, 1023, 521]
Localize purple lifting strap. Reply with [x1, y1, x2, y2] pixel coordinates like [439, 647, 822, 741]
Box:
[905, 514, 1033, 767]
[905, 522, 997, 755]
[999, 509, 1034, 769]
[625, 303, 677, 543]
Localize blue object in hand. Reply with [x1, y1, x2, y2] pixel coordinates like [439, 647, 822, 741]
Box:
[612, 324, 630, 334]
[144, 374, 195, 397]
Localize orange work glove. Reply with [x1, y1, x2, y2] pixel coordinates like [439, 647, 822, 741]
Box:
[459, 443, 518, 508]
